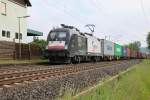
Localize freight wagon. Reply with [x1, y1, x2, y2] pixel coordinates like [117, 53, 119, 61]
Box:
[122, 47, 127, 58]
[101, 39, 114, 60]
[126, 48, 131, 58]
[114, 43, 122, 60]
[130, 50, 137, 59]
[137, 51, 142, 59]
[122, 47, 131, 59]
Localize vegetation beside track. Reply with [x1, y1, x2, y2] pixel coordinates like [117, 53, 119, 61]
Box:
[75, 60, 150, 100]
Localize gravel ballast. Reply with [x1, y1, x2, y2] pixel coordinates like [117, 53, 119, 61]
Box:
[0, 60, 141, 100]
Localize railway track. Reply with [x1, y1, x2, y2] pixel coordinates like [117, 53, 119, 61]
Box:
[0, 60, 135, 88]
[0, 61, 120, 74]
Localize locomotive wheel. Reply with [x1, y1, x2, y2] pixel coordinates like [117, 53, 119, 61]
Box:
[72, 56, 81, 64]
[95, 57, 98, 62]
[48, 58, 55, 64]
[96, 57, 100, 62]
[48, 58, 52, 63]
[93, 57, 98, 62]
[77, 56, 81, 63]
[67, 58, 72, 64]
[71, 56, 77, 64]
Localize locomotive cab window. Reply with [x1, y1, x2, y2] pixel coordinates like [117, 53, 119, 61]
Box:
[78, 36, 86, 50]
[48, 31, 67, 41]
[50, 32, 56, 40]
[58, 32, 66, 39]
[69, 34, 77, 49]
[70, 37, 75, 48]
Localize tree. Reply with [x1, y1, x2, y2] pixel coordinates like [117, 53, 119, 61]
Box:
[126, 41, 141, 51]
[29, 39, 47, 51]
[147, 32, 150, 50]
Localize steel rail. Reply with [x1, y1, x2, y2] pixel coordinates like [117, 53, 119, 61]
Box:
[0, 61, 127, 79]
[0, 61, 131, 87]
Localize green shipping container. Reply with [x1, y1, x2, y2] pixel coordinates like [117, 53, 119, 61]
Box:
[114, 43, 122, 57]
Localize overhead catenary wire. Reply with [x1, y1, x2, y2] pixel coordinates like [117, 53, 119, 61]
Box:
[92, 0, 148, 45]
[140, 0, 150, 26]
[97, 0, 149, 44]
[90, 0, 132, 44]
[92, 0, 105, 13]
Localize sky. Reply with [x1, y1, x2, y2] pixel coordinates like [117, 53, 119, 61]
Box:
[28, 0, 150, 47]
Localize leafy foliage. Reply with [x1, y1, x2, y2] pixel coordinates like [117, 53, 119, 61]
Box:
[29, 39, 47, 51]
[147, 32, 150, 50]
[126, 41, 141, 51]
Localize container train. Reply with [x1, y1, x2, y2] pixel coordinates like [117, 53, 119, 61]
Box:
[44, 24, 148, 63]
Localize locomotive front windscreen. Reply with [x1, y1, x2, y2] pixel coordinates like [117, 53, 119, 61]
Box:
[48, 31, 67, 41]
[47, 31, 70, 50]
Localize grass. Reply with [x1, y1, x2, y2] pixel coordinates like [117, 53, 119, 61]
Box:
[0, 59, 48, 65]
[74, 60, 150, 100]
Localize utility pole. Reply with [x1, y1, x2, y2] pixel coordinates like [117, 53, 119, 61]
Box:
[18, 18, 21, 60]
[17, 16, 30, 60]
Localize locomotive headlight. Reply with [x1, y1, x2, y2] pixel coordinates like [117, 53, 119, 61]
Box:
[65, 45, 68, 49]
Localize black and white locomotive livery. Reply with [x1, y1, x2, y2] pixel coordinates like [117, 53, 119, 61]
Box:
[44, 24, 103, 63]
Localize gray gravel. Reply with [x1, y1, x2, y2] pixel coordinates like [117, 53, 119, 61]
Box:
[0, 60, 141, 100]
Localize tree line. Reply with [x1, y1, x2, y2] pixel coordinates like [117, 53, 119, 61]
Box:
[147, 32, 150, 52]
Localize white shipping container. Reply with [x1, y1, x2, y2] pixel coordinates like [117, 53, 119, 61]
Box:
[103, 40, 114, 56]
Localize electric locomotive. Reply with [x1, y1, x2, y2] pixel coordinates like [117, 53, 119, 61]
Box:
[44, 24, 88, 63]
